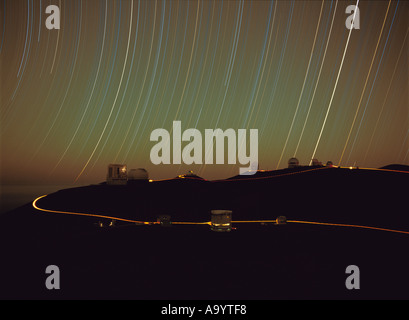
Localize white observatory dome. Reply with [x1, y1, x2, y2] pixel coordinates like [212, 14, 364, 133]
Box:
[288, 157, 299, 168]
[128, 168, 149, 180]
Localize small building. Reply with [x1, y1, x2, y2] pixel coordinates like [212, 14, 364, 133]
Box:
[107, 164, 127, 185]
[288, 157, 299, 168]
[326, 161, 334, 167]
[210, 210, 232, 232]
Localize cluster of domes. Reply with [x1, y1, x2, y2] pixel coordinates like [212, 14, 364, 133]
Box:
[288, 158, 333, 168]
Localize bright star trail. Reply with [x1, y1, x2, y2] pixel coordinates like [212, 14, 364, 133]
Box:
[0, 0, 408, 185]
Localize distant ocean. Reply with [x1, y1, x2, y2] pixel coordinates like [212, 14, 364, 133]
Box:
[0, 185, 77, 215]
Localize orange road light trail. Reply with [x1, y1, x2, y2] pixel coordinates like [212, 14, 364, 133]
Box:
[32, 165, 409, 236]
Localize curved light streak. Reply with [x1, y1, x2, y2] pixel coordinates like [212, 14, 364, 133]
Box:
[37, 0, 41, 42]
[224, 0, 244, 87]
[0, 0, 6, 53]
[11, 0, 33, 102]
[293, 0, 338, 157]
[363, 29, 409, 163]
[1, 1, 407, 186]
[338, 0, 391, 165]
[123, 0, 167, 160]
[52, 0, 109, 172]
[287, 220, 409, 236]
[173, 0, 201, 121]
[33, 195, 149, 224]
[260, 0, 294, 136]
[75, 0, 134, 181]
[16, 0, 31, 78]
[93, 0, 144, 167]
[49, 0, 62, 74]
[310, 0, 360, 165]
[31, 2, 83, 164]
[345, 2, 399, 164]
[156, 0, 189, 129]
[276, 0, 324, 169]
[140, 0, 179, 150]
[32, 190, 409, 236]
[113, 0, 158, 161]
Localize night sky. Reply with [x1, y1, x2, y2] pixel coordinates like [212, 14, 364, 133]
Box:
[1, 0, 408, 185]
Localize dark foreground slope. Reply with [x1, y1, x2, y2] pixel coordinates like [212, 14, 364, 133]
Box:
[0, 167, 408, 299]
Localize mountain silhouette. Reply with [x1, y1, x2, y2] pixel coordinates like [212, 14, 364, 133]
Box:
[379, 164, 409, 171]
[0, 164, 408, 299]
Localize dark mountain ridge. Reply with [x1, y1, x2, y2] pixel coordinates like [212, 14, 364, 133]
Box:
[0, 165, 408, 299]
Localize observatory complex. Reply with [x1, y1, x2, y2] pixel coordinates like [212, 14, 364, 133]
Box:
[106, 164, 149, 185]
[287, 158, 333, 168]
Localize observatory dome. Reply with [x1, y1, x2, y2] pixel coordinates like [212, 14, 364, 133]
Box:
[288, 157, 299, 168]
[311, 158, 322, 166]
[128, 168, 149, 180]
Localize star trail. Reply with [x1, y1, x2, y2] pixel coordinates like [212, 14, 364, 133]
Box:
[0, 0, 408, 185]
